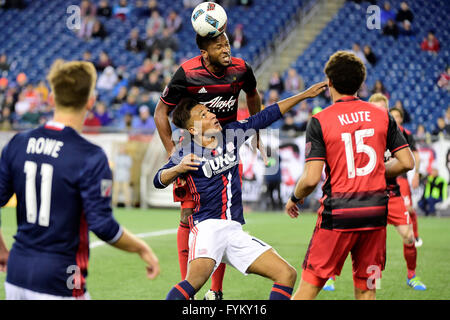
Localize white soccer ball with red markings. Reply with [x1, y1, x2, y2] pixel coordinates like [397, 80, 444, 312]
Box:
[191, 2, 228, 38]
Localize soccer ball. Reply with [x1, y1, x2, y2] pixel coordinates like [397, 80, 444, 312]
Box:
[191, 2, 228, 38]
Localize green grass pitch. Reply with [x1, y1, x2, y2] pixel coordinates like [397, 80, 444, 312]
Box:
[0, 207, 449, 300]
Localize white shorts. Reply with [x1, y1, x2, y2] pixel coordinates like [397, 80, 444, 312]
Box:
[188, 219, 272, 275]
[4, 282, 91, 300]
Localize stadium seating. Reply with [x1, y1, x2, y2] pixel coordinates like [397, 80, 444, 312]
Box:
[285, 0, 449, 133]
[0, 0, 304, 90]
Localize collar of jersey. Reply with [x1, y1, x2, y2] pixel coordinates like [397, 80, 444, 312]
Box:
[44, 121, 66, 131]
[201, 57, 226, 79]
[335, 96, 360, 103]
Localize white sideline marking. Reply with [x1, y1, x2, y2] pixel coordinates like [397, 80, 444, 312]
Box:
[90, 228, 177, 249]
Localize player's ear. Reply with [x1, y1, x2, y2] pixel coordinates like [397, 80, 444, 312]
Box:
[86, 95, 96, 111]
[327, 78, 333, 88]
[48, 93, 55, 108]
[200, 49, 208, 62]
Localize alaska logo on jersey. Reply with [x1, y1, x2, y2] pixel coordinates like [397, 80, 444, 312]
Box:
[202, 150, 238, 178]
[201, 96, 237, 112]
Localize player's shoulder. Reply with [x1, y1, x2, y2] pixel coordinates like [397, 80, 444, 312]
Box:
[180, 55, 203, 71]
[230, 57, 248, 71]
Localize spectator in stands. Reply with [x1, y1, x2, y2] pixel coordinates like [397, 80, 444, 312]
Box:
[97, 0, 112, 18]
[97, 66, 119, 91]
[131, 105, 156, 133]
[112, 143, 133, 208]
[421, 31, 440, 54]
[154, 28, 179, 52]
[371, 80, 389, 99]
[82, 50, 93, 63]
[113, 0, 131, 21]
[393, 100, 411, 123]
[1, 95, 15, 115]
[363, 45, 377, 66]
[94, 101, 114, 126]
[399, 20, 415, 37]
[357, 81, 369, 99]
[161, 48, 175, 76]
[132, 71, 147, 89]
[146, 10, 165, 35]
[77, 0, 97, 40]
[126, 28, 146, 53]
[16, 72, 27, 92]
[432, 117, 450, 136]
[0, 78, 8, 105]
[416, 124, 427, 140]
[165, 9, 182, 34]
[144, 28, 157, 55]
[119, 94, 139, 116]
[133, 0, 149, 18]
[183, 0, 202, 8]
[380, 2, 396, 26]
[395, 2, 414, 23]
[95, 51, 114, 72]
[14, 91, 31, 117]
[0, 54, 10, 73]
[263, 148, 282, 210]
[268, 71, 284, 94]
[293, 100, 311, 131]
[229, 24, 247, 49]
[382, 19, 399, 39]
[139, 58, 156, 75]
[350, 43, 368, 65]
[281, 114, 303, 137]
[112, 86, 128, 106]
[418, 167, 447, 216]
[91, 20, 108, 39]
[437, 66, 450, 91]
[83, 110, 101, 132]
[284, 68, 304, 92]
[144, 71, 162, 93]
[118, 112, 133, 131]
[0, 105, 13, 130]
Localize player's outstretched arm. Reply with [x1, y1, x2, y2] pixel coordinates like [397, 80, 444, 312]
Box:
[285, 160, 325, 218]
[385, 147, 415, 178]
[0, 229, 9, 272]
[277, 81, 327, 115]
[111, 228, 160, 279]
[156, 153, 201, 188]
[155, 100, 176, 156]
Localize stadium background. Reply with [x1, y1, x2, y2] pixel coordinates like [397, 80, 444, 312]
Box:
[0, 0, 449, 299]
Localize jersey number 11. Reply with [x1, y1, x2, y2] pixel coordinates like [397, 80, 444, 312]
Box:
[24, 161, 54, 227]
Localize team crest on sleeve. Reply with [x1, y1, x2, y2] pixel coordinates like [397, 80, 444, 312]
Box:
[162, 86, 169, 97]
[101, 179, 113, 198]
[305, 142, 312, 157]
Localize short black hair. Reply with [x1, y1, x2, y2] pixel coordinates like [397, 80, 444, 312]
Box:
[172, 97, 199, 129]
[324, 51, 366, 95]
[195, 33, 226, 50]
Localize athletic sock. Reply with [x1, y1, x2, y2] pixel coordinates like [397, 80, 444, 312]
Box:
[269, 283, 293, 300]
[403, 243, 417, 279]
[210, 263, 226, 292]
[177, 221, 190, 280]
[410, 210, 419, 239]
[166, 280, 196, 300]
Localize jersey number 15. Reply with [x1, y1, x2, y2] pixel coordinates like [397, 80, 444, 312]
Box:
[341, 129, 377, 179]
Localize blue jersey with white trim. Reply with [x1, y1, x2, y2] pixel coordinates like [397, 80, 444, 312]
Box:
[154, 104, 282, 226]
[0, 122, 122, 297]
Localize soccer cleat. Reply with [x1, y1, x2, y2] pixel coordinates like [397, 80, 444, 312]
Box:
[415, 237, 423, 247]
[322, 278, 335, 291]
[204, 290, 223, 300]
[407, 276, 427, 291]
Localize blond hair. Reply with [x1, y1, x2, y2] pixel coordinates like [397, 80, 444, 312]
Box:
[369, 93, 389, 109]
[47, 59, 97, 110]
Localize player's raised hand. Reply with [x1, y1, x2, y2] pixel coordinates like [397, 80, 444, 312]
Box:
[176, 153, 202, 173]
[285, 198, 303, 218]
[304, 81, 328, 98]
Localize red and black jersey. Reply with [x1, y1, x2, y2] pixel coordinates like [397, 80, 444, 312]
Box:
[305, 96, 409, 231]
[160, 55, 257, 126]
[386, 125, 417, 196]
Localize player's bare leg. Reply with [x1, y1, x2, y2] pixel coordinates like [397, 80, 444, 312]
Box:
[292, 278, 322, 300]
[166, 257, 215, 300]
[354, 287, 376, 300]
[246, 249, 297, 299]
